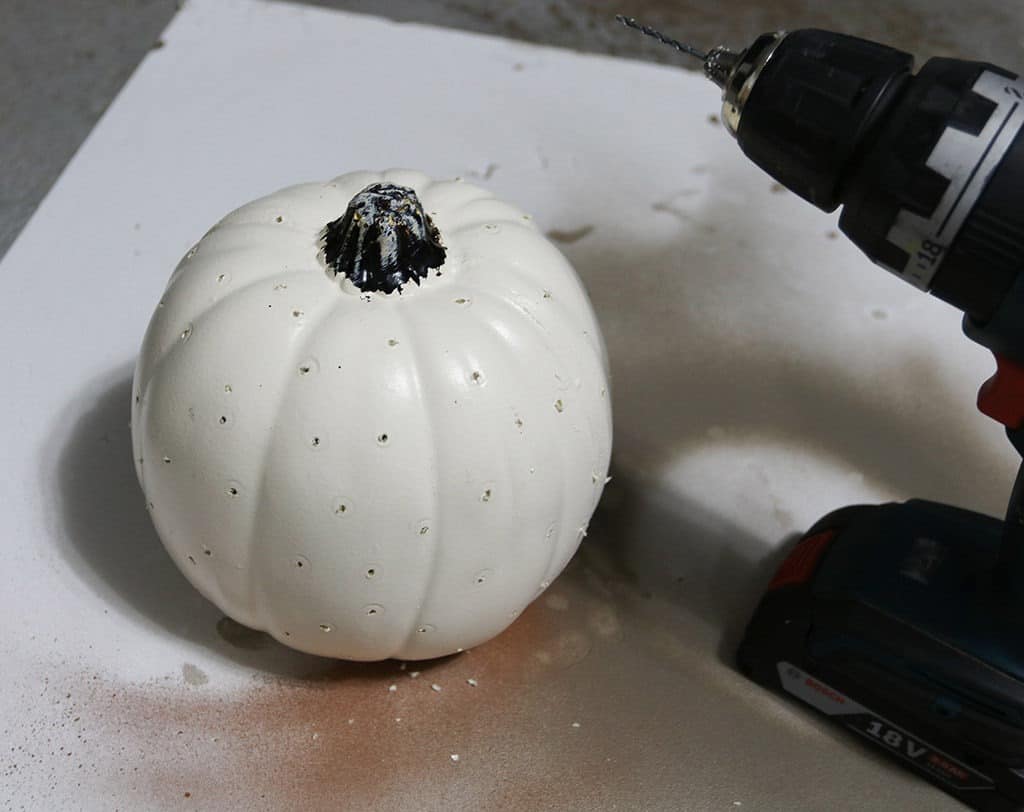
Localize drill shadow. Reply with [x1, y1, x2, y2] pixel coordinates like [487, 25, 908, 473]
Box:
[585, 469, 798, 663]
[565, 213, 1013, 664]
[48, 365, 454, 681]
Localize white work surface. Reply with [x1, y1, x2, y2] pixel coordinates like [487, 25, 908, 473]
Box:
[2, 1, 1016, 809]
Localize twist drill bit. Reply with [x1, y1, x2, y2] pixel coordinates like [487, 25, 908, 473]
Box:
[615, 14, 740, 89]
[615, 15, 707, 62]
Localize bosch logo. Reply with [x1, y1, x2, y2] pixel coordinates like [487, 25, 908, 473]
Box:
[805, 677, 845, 704]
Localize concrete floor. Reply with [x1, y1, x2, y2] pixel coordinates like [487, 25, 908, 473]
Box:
[2, 0, 1023, 260]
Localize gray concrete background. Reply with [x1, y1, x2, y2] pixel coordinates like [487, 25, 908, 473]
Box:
[2, 0, 1023, 260]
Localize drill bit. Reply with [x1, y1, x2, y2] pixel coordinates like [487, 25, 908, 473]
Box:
[615, 15, 707, 62]
[615, 15, 739, 90]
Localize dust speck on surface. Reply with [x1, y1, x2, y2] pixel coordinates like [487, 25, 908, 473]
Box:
[770, 182, 786, 194]
[546, 225, 594, 244]
[707, 113, 720, 125]
[181, 664, 209, 687]
[826, 230, 839, 240]
[466, 162, 500, 180]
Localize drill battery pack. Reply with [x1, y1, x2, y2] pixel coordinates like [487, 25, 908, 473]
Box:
[738, 501, 1024, 811]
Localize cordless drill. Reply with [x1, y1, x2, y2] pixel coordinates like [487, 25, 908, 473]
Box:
[619, 17, 1024, 811]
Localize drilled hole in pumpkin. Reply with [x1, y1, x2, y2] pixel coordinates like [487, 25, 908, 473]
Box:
[292, 309, 303, 318]
[226, 486, 239, 497]
[335, 503, 348, 515]
[180, 324, 193, 342]
[481, 488, 492, 502]
[418, 624, 435, 634]
[275, 215, 283, 223]
[162, 456, 171, 464]
[365, 604, 384, 616]
[366, 568, 377, 579]
[187, 555, 196, 565]
[554, 399, 564, 413]
[474, 569, 493, 586]
[319, 624, 332, 633]
[219, 416, 228, 425]
[203, 547, 212, 557]
[311, 436, 321, 448]
[377, 433, 389, 446]
[388, 339, 399, 347]
[470, 370, 484, 385]
[419, 525, 429, 535]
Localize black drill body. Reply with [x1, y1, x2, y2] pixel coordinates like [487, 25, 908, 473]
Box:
[621, 22, 1024, 811]
[733, 32, 1024, 328]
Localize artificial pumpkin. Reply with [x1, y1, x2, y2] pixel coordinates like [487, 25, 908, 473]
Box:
[131, 169, 612, 661]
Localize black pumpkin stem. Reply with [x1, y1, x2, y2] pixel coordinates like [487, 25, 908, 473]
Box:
[321, 183, 447, 294]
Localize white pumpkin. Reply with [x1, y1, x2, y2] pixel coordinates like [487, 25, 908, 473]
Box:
[131, 169, 612, 661]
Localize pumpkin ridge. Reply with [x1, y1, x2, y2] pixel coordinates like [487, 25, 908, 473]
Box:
[419, 183, 493, 219]
[467, 288, 573, 592]
[242, 288, 343, 639]
[138, 269, 314, 399]
[392, 305, 445, 659]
